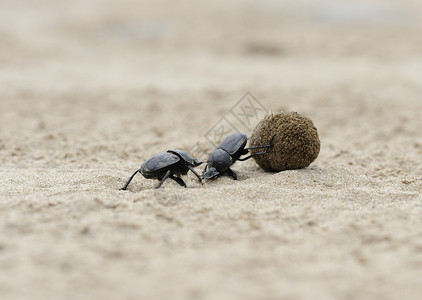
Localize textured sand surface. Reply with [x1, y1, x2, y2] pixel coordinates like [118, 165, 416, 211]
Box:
[1, 0, 421, 299]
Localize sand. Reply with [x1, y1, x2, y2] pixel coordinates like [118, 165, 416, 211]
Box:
[1, 0, 421, 299]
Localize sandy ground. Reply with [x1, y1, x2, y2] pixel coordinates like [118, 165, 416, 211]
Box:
[1, 0, 422, 299]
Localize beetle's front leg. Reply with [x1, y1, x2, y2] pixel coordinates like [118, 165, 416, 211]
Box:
[226, 168, 237, 180]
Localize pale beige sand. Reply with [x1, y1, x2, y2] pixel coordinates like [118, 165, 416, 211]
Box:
[1, 0, 421, 299]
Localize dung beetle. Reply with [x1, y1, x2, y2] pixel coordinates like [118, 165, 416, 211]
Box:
[202, 132, 272, 180]
[121, 149, 203, 190]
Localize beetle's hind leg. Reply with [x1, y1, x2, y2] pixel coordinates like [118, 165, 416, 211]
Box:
[244, 135, 275, 152]
[155, 170, 172, 189]
[170, 175, 187, 187]
[240, 136, 275, 161]
[120, 169, 141, 190]
[244, 144, 271, 151]
[238, 150, 268, 161]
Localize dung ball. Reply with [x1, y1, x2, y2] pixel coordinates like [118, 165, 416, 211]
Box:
[249, 112, 320, 172]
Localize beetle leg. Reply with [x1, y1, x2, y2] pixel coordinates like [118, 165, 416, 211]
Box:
[170, 175, 187, 187]
[155, 170, 172, 189]
[188, 166, 203, 183]
[238, 151, 268, 161]
[120, 169, 141, 190]
[202, 164, 208, 177]
[244, 144, 271, 151]
[244, 135, 275, 151]
[226, 168, 238, 180]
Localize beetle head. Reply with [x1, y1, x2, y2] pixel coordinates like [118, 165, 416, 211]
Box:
[202, 166, 220, 180]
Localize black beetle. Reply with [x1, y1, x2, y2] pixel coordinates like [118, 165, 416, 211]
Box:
[202, 132, 272, 180]
[121, 149, 203, 190]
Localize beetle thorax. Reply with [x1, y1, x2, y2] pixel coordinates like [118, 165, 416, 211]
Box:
[207, 149, 232, 173]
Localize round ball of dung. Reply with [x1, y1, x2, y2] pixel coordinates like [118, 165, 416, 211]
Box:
[249, 112, 320, 172]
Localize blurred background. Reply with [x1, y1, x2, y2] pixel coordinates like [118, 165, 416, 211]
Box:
[2, 0, 422, 92]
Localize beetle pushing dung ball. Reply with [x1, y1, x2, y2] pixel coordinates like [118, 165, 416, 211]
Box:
[202, 132, 272, 180]
[120, 111, 319, 189]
